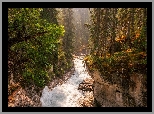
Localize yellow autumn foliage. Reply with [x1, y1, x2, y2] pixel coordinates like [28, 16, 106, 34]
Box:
[126, 49, 132, 53]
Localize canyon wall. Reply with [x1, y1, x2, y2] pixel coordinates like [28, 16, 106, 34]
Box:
[91, 70, 147, 107]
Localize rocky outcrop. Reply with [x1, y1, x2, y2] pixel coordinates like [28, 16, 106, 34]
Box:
[77, 77, 95, 107]
[8, 86, 42, 107]
[78, 77, 94, 92]
[90, 70, 147, 107]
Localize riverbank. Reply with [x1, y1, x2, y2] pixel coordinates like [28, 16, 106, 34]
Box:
[8, 67, 75, 107]
[8, 56, 95, 107]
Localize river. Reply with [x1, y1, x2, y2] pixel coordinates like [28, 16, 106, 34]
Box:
[40, 56, 94, 107]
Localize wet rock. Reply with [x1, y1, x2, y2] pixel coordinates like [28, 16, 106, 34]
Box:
[78, 83, 94, 92]
[78, 77, 94, 92]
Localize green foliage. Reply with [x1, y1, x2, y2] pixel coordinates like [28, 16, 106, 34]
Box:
[59, 8, 74, 72]
[40, 8, 59, 24]
[133, 25, 147, 52]
[9, 8, 65, 87]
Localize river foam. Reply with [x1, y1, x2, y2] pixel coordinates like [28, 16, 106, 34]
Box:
[40, 56, 92, 107]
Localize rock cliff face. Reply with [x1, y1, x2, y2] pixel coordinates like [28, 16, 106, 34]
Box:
[90, 70, 147, 107]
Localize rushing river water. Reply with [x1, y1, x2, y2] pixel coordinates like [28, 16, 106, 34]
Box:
[40, 56, 93, 107]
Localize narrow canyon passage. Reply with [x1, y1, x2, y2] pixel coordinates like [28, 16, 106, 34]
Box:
[40, 56, 94, 107]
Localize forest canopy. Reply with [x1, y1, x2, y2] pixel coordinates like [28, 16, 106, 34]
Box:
[8, 8, 74, 88]
[8, 8, 147, 95]
[85, 8, 147, 82]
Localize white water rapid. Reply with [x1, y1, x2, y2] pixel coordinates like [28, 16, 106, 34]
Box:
[40, 56, 93, 107]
